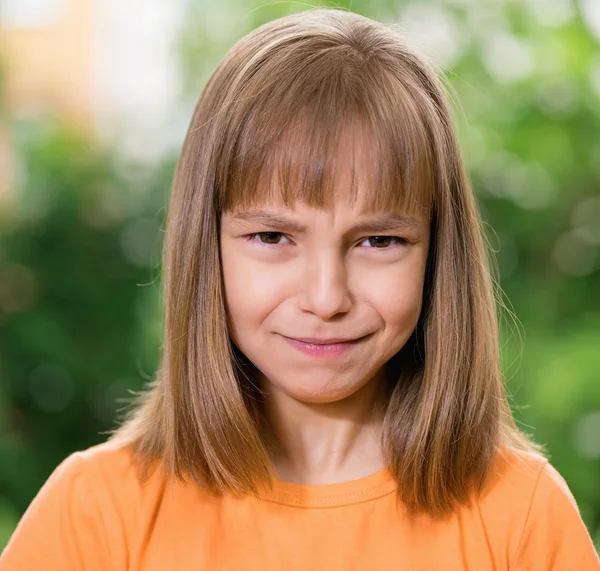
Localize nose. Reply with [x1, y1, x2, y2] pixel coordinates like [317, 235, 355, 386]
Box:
[296, 248, 353, 320]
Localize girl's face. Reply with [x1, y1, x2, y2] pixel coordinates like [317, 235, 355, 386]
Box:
[220, 156, 431, 405]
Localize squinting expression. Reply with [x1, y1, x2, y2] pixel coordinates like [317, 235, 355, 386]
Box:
[219, 196, 431, 405]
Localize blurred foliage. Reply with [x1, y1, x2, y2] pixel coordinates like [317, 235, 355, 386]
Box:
[0, 117, 170, 546]
[1, 0, 599, 553]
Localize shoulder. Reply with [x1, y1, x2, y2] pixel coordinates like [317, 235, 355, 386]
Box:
[32, 439, 172, 537]
[477, 446, 599, 569]
[480, 445, 548, 505]
[49, 440, 144, 497]
[66, 439, 150, 489]
[479, 445, 580, 518]
[11, 440, 146, 513]
[475, 446, 547, 547]
[0, 440, 160, 570]
[60, 439, 170, 518]
[476, 445, 549, 524]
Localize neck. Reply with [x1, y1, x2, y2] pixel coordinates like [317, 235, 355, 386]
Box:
[259, 369, 389, 484]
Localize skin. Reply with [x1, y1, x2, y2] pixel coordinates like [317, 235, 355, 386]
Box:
[219, 151, 431, 485]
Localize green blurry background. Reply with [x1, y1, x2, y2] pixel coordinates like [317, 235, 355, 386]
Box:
[0, 0, 599, 553]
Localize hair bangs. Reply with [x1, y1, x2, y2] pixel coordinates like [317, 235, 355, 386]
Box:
[217, 51, 435, 221]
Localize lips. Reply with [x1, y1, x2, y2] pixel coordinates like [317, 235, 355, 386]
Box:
[279, 334, 365, 345]
[280, 334, 363, 359]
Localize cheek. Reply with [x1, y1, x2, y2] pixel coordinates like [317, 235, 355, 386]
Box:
[221, 248, 280, 338]
[362, 254, 427, 331]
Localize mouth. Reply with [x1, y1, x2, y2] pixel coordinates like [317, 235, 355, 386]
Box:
[279, 334, 369, 345]
[278, 333, 371, 358]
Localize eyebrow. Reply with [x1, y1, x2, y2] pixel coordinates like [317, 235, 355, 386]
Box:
[230, 210, 421, 234]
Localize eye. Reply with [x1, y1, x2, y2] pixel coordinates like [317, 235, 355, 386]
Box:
[359, 236, 408, 250]
[246, 232, 291, 248]
[246, 232, 408, 250]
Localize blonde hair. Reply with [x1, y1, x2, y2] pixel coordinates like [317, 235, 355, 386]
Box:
[107, 7, 546, 518]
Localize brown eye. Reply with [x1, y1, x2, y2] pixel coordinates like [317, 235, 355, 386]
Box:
[363, 236, 407, 249]
[258, 232, 282, 244]
[368, 236, 392, 248]
[246, 232, 290, 248]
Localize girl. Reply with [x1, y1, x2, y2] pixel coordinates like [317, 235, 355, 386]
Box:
[1, 7, 598, 571]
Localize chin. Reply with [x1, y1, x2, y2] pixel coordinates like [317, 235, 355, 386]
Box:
[279, 379, 362, 404]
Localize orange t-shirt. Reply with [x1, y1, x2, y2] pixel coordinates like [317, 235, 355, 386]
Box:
[1, 440, 598, 570]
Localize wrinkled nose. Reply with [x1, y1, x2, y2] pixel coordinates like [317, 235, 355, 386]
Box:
[296, 250, 353, 320]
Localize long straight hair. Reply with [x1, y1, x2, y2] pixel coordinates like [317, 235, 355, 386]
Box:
[107, 7, 546, 518]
